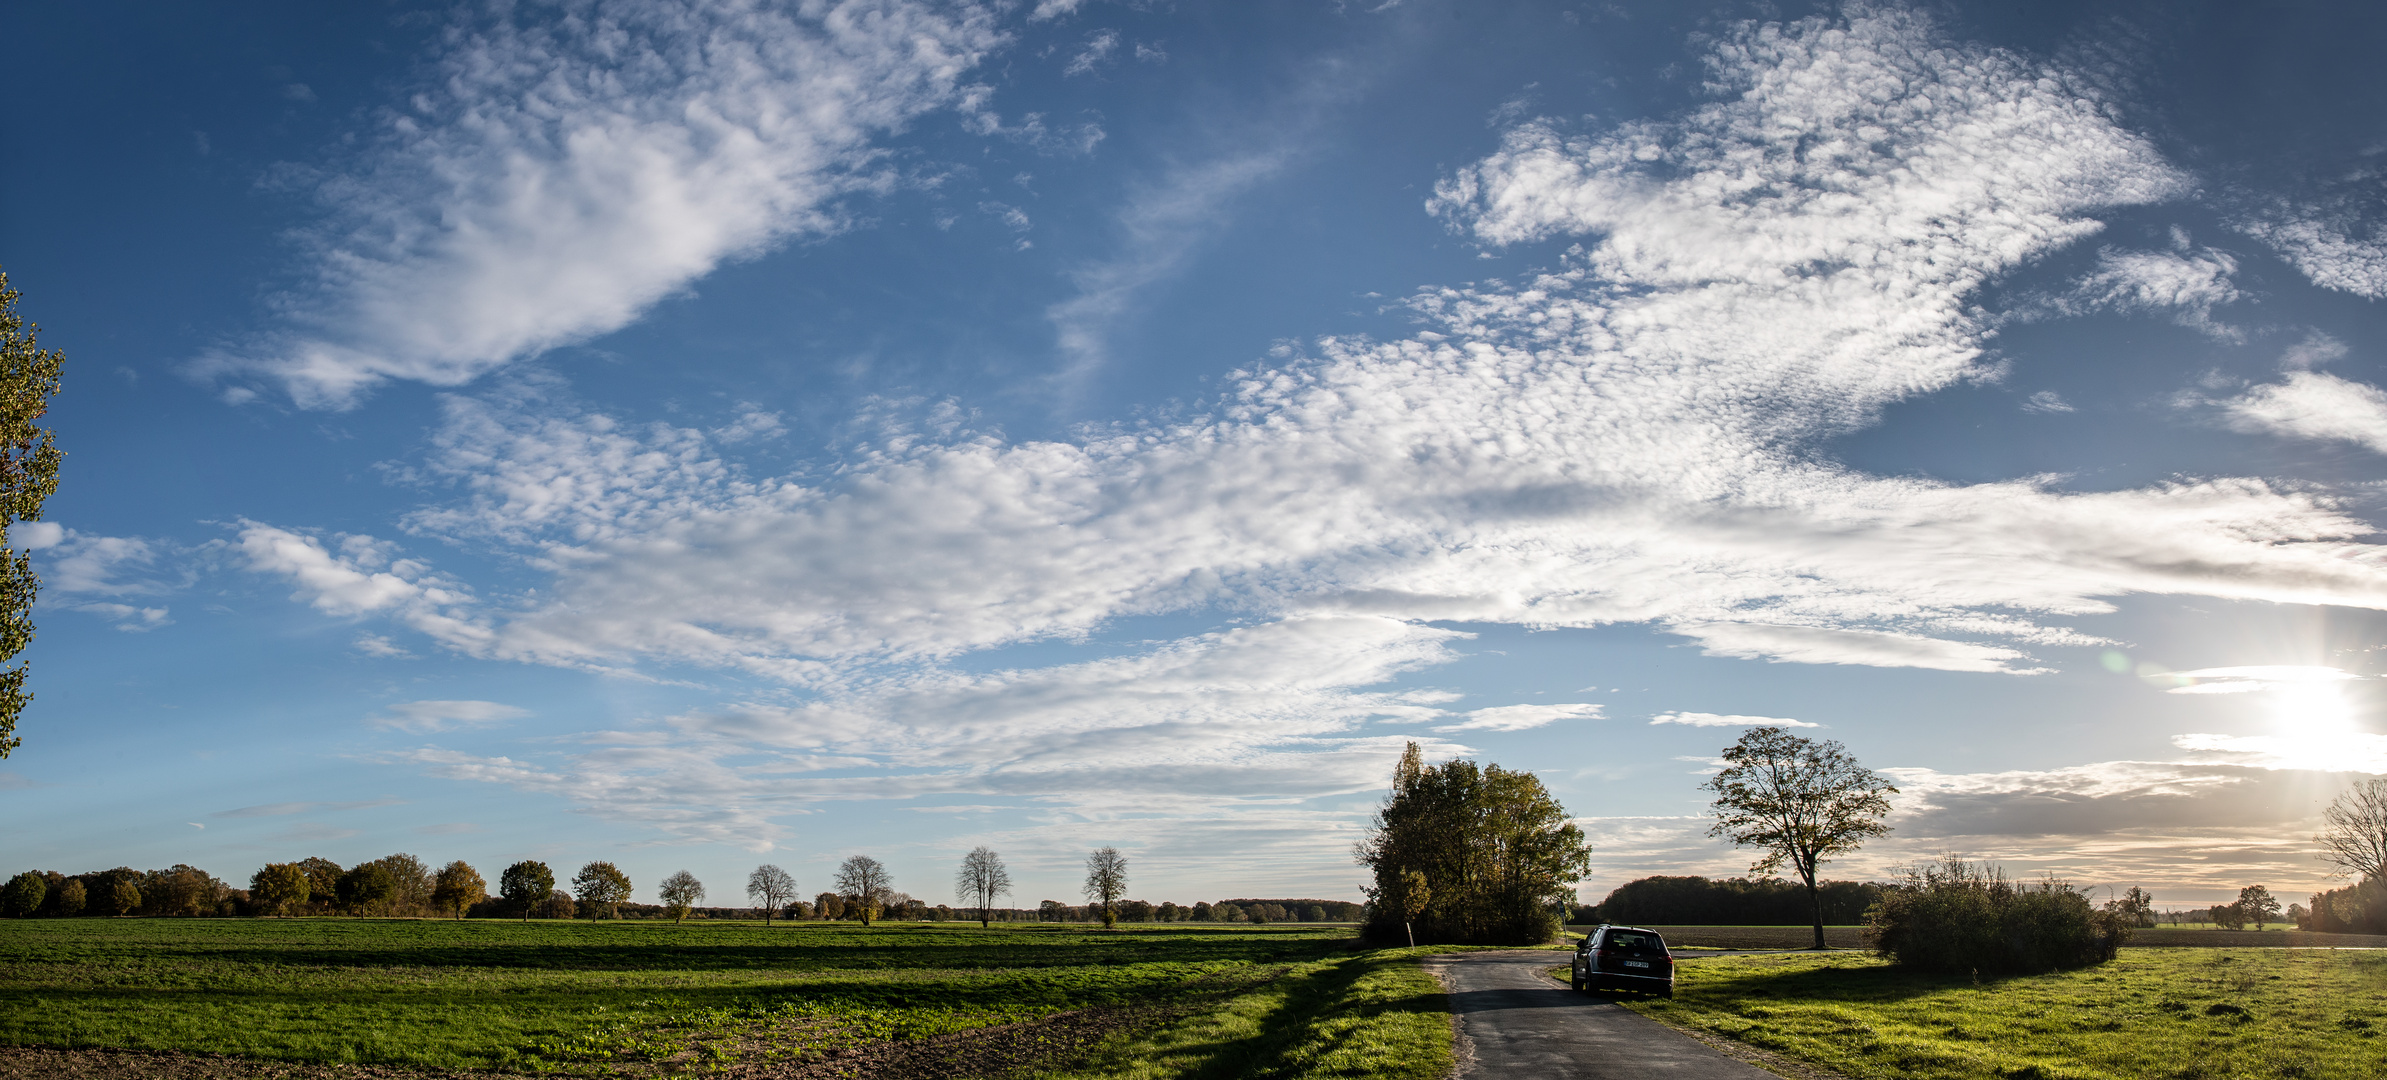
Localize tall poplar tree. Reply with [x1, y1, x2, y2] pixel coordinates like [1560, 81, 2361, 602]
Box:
[0, 271, 64, 759]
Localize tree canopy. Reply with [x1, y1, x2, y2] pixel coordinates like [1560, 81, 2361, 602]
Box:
[832, 856, 892, 925]
[747, 864, 797, 925]
[499, 860, 555, 922]
[1704, 726, 1897, 949]
[1082, 848, 1127, 929]
[2320, 778, 2387, 882]
[0, 270, 64, 760]
[1357, 742, 1592, 945]
[431, 861, 486, 919]
[658, 870, 704, 922]
[571, 862, 633, 919]
[955, 846, 1012, 928]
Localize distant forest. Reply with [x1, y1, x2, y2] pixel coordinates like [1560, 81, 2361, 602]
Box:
[1576, 875, 1886, 926]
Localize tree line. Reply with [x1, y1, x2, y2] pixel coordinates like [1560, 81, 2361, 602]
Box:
[0, 845, 1368, 924]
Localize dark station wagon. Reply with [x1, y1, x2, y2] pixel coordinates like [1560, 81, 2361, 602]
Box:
[1571, 924, 1675, 997]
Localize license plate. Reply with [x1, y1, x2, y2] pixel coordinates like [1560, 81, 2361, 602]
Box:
[1625, 960, 1649, 968]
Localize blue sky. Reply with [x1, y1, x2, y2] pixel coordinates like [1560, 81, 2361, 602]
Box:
[6, 0, 2387, 912]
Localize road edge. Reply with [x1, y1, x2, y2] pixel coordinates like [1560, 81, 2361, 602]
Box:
[1527, 964, 1855, 1080]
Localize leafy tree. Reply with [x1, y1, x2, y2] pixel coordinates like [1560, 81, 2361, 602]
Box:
[2320, 778, 2387, 882]
[832, 856, 892, 925]
[2210, 902, 2247, 930]
[954, 846, 1013, 928]
[659, 870, 704, 922]
[2, 870, 44, 917]
[431, 861, 486, 919]
[746, 864, 796, 926]
[297, 858, 343, 912]
[1358, 742, 1593, 946]
[0, 271, 63, 761]
[2239, 885, 2280, 930]
[814, 891, 845, 921]
[498, 861, 555, 922]
[106, 879, 142, 917]
[1190, 901, 1214, 921]
[142, 865, 224, 917]
[52, 878, 83, 916]
[336, 862, 395, 915]
[1704, 727, 1898, 950]
[368, 853, 435, 916]
[2105, 886, 2155, 929]
[1083, 848, 1128, 929]
[571, 862, 633, 920]
[250, 864, 310, 916]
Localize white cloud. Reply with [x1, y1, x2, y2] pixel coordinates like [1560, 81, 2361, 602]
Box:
[1437, 703, 1604, 732]
[310, 5, 2387, 691]
[1649, 712, 1817, 728]
[371, 699, 532, 734]
[72, 603, 171, 631]
[8, 522, 62, 551]
[1028, 0, 1083, 20]
[235, 522, 490, 652]
[398, 615, 1467, 848]
[2063, 246, 2245, 340]
[2172, 731, 2387, 774]
[2240, 198, 2387, 299]
[2213, 370, 2387, 455]
[2146, 665, 2360, 695]
[2022, 390, 2074, 414]
[198, 0, 1005, 408]
[250, 5, 2387, 850]
[1062, 29, 1118, 76]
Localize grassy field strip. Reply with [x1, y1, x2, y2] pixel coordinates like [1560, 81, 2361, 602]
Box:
[1023, 946, 1458, 1080]
[0, 919, 1375, 1075]
[1627, 949, 2387, 1080]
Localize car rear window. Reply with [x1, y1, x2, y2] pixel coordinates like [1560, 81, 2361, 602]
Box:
[1604, 931, 1664, 952]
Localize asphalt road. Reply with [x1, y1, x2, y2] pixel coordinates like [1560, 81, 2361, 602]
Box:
[1427, 950, 1782, 1079]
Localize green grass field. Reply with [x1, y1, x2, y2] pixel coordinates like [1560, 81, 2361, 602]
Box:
[0, 918, 1449, 1078]
[1633, 948, 2387, 1080]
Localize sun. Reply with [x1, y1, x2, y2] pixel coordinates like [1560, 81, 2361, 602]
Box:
[2268, 681, 2359, 739]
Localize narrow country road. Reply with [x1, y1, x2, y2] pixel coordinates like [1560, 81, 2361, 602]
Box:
[1427, 950, 1782, 1079]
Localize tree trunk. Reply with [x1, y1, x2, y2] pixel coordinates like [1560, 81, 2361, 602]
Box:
[1806, 873, 1824, 950]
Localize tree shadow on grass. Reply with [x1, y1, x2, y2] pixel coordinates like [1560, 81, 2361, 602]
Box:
[1168, 953, 1447, 1080]
[1680, 957, 1991, 1007]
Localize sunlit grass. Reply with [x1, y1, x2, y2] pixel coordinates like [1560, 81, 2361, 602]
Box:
[1028, 945, 1456, 1080]
[1632, 948, 2387, 1080]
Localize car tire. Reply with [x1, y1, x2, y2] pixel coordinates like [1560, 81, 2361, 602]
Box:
[1571, 968, 1585, 991]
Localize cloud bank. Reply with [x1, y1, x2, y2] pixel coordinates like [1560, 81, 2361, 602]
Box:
[203, 0, 1003, 407]
[237, 5, 2387, 858]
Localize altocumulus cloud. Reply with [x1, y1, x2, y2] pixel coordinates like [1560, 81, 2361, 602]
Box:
[243, 4, 2387, 852]
[198, 0, 1004, 408]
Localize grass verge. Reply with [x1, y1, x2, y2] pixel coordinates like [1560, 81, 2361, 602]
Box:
[1630, 948, 2387, 1080]
[1022, 946, 1455, 1080]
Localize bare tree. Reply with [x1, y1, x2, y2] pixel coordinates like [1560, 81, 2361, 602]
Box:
[747, 864, 797, 926]
[1083, 848, 1128, 929]
[1704, 727, 1898, 950]
[833, 855, 893, 925]
[2320, 778, 2387, 881]
[954, 846, 1013, 927]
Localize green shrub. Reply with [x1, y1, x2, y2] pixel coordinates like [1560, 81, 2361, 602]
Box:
[1865, 856, 2128, 974]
